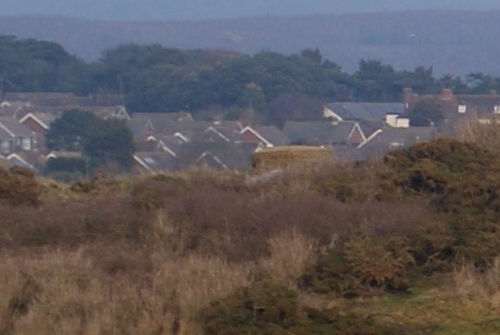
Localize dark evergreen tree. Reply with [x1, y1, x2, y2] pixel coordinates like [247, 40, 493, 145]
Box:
[45, 109, 100, 151]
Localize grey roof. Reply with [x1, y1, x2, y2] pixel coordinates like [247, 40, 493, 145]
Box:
[176, 141, 258, 170]
[0, 126, 12, 141]
[0, 117, 33, 138]
[134, 152, 178, 173]
[358, 126, 439, 159]
[283, 121, 356, 145]
[127, 118, 154, 139]
[3, 92, 125, 107]
[455, 95, 500, 117]
[254, 126, 291, 146]
[357, 119, 384, 137]
[194, 125, 241, 142]
[326, 102, 404, 121]
[132, 112, 193, 123]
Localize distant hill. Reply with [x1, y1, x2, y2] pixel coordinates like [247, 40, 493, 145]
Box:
[1, 11, 500, 76]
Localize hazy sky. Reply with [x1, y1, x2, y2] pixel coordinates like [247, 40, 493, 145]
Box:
[3, 0, 500, 21]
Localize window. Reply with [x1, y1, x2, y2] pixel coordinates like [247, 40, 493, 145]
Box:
[458, 105, 467, 114]
[1, 141, 9, 154]
[21, 138, 31, 150]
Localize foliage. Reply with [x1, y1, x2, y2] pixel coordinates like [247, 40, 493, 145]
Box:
[6, 35, 500, 127]
[385, 138, 500, 267]
[82, 118, 134, 172]
[344, 235, 413, 289]
[45, 109, 100, 151]
[46, 109, 134, 173]
[203, 280, 298, 335]
[299, 249, 360, 296]
[44, 157, 87, 181]
[407, 97, 444, 126]
[203, 280, 400, 335]
[0, 35, 89, 94]
[0, 166, 41, 206]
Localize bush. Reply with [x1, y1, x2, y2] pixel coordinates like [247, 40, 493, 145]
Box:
[384, 138, 500, 267]
[202, 280, 298, 335]
[0, 166, 41, 206]
[344, 235, 413, 290]
[203, 280, 402, 335]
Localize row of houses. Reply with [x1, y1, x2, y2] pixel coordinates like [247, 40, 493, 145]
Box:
[0, 88, 498, 174]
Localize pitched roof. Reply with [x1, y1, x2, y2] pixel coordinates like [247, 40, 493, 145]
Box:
[357, 119, 384, 137]
[0, 117, 33, 138]
[325, 102, 404, 121]
[131, 112, 193, 123]
[357, 126, 439, 159]
[176, 141, 257, 170]
[127, 118, 155, 139]
[133, 152, 178, 173]
[19, 112, 61, 130]
[455, 95, 500, 117]
[283, 121, 356, 145]
[253, 126, 291, 146]
[3, 92, 125, 107]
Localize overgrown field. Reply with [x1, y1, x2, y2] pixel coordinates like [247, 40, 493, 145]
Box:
[1, 138, 500, 334]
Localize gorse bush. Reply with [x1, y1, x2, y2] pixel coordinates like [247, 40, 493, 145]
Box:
[203, 280, 299, 335]
[384, 139, 500, 267]
[344, 235, 413, 290]
[0, 166, 41, 206]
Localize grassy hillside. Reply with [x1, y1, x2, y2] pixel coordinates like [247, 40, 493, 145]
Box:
[1, 137, 500, 334]
[1, 11, 500, 75]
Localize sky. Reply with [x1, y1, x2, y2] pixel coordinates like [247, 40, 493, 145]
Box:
[2, 0, 500, 21]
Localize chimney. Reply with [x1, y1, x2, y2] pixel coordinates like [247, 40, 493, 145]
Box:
[440, 88, 453, 101]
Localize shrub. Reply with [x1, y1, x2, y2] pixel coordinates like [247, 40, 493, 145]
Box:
[343, 235, 414, 290]
[203, 280, 401, 335]
[202, 280, 298, 335]
[299, 249, 360, 296]
[0, 166, 41, 206]
[383, 138, 500, 267]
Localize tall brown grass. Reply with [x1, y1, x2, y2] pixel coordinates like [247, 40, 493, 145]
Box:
[260, 231, 316, 288]
[454, 256, 500, 308]
[455, 116, 500, 153]
[0, 248, 256, 335]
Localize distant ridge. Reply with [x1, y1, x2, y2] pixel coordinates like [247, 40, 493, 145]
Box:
[1, 11, 500, 75]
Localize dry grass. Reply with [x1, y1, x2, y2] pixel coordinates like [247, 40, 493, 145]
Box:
[0, 248, 255, 335]
[259, 231, 316, 288]
[455, 116, 500, 153]
[454, 256, 500, 308]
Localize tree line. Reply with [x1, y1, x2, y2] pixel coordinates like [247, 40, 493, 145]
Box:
[2, 35, 500, 125]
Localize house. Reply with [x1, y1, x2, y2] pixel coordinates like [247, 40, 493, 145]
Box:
[239, 126, 290, 148]
[198, 125, 241, 143]
[283, 121, 366, 146]
[75, 106, 130, 120]
[323, 102, 405, 123]
[6, 152, 39, 172]
[133, 152, 178, 174]
[127, 118, 157, 141]
[176, 141, 258, 171]
[356, 126, 439, 160]
[0, 117, 35, 154]
[0, 101, 34, 117]
[404, 87, 500, 134]
[19, 112, 60, 133]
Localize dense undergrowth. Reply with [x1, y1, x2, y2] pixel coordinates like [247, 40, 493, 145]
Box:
[1, 138, 500, 334]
